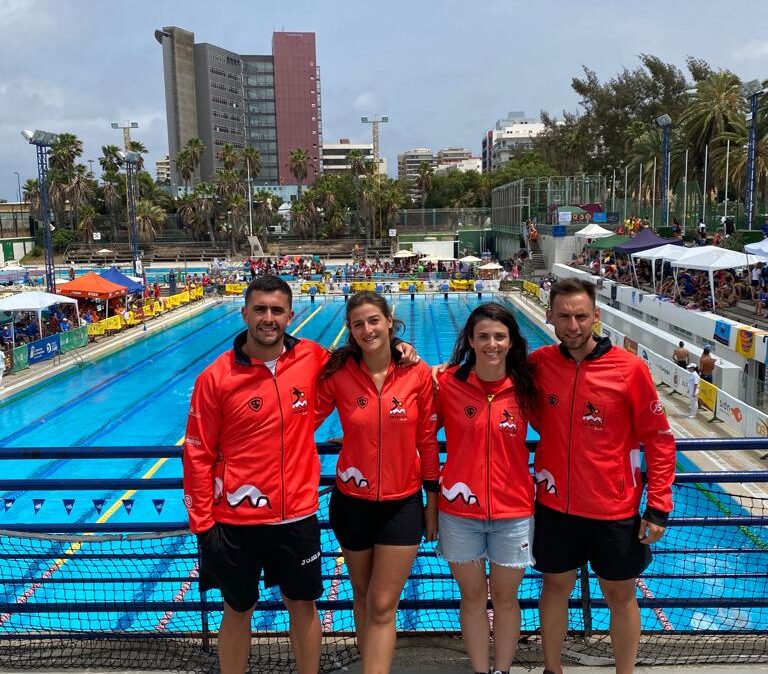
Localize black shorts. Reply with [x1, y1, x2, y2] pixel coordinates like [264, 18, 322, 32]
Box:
[701, 373, 713, 384]
[197, 516, 323, 612]
[329, 487, 424, 551]
[675, 360, 688, 368]
[533, 504, 651, 581]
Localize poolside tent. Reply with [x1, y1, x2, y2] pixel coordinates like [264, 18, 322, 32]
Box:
[586, 234, 630, 250]
[614, 228, 683, 255]
[630, 244, 695, 291]
[0, 290, 79, 344]
[670, 248, 757, 312]
[98, 266, 144, 294]
[57, 272, 127, 301]
[575, 223, 613, 240]
[745, 238, 768, 256]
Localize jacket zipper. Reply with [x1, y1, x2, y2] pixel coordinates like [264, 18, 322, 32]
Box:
[566, 363, 580, 514]
[272, 373, 286, 520]
[376, 386, 382, 501]
[485, 395, 493, 520]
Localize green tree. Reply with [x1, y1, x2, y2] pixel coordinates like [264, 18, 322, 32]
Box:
[175, 147, 194, 195]
[185, 137, 205, 181]
[218, 143, 240, 171]
[99, 145, 122, 175]
[288, 147, 310, 200]
[135, 199, 165, 243]
[22, 178, 41, 220]
[414, 161, 434, 229]
[77, 203, 98, 246]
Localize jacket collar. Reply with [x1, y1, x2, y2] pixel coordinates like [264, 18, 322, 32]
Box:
[233, 329, 299, 366]
[558, 335, 612, 362]
[352, 343, 403, 366]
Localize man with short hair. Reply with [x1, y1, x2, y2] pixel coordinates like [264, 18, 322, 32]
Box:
[530, 278, 676, 674]
[672, 341, 690, 369]
[699, 347, 716, 384]
[184, 276, 327, 674]
[686, 363, 701, 418]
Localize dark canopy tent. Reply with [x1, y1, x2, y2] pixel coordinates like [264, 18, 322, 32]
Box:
[586, 234, 630, 251]
[99, 267, 144, 294]
[614, 228, 684, 254]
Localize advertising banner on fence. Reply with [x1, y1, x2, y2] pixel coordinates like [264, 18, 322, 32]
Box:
[715, 389, 746, 436]
[741, 405, 768, 438]
[639, 344, 689, 396]
[27, 334, 60, 365]
[11, 344, 27, 373]
[60, 326, 88, 353]
[735, 328, 757, 359]
[699, 380, 718, 412]
[714, 320, 732, 346]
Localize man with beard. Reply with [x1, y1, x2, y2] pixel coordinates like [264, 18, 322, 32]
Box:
[530, 278, 676, 674]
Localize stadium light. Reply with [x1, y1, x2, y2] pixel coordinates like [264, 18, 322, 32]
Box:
[20, 128, 59, 292]
[117, 151, 142, 275]
[743, 80, 766, 229]
[655, 115, 673, 227]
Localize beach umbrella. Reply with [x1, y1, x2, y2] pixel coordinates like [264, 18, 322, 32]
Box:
[479, 262, 503, 270]
[459, 255, 482, 263]
[393, 250, 417, 258]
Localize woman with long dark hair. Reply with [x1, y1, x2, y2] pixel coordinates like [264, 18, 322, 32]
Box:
[316, 291, 439, 674]
[435, 302, 537, 674]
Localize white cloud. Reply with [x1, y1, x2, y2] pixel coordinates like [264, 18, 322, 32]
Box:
[730, 41, 768, 62]
[353, 92, 377, 111]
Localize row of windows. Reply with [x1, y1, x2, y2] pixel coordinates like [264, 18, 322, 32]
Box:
[247, 116, 276, 128]
[247, 101, 275, 114]
[246, 74, 274, 86]
[246, 87, 275, 100]
[244, 61, 274, 75]
[248, 129, 276, 140]
[212, 80, 241, 96]
[214, 139, 244, 148]
[211, 96, 240, 109]
[212, 109, 241, 122]
[213, 125, 243, 136]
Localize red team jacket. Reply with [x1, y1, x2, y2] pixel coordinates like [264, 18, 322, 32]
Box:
[529, 339, 676, 525]
[183, 331, 329, 533]
[315, 352, 439, 500]
[435, 365, 534, 521]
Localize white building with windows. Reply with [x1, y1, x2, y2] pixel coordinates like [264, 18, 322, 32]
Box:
[321, 139, 386, 175]
[481, 111, 545, 172]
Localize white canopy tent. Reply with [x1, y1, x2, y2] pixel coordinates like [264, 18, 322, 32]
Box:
[670, 248, 757, 311]
[459, 255, 482, 264]
[631, 244, 701, 291]
[745, 238, 768, 256]
[393, 249, 417, 258]
[0, 291, 79, 346]
[574, 223, 614, 240]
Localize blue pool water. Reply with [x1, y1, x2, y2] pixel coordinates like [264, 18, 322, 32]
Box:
[0, 295, 763, 635]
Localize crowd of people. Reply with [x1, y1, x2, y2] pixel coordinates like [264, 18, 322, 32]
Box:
[183, 276, 676, 674]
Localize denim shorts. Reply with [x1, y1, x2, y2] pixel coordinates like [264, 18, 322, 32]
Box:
[437, 511, 535, 568]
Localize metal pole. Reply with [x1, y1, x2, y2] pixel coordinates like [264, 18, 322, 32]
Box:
[638, 163, 643, 220]
[14, 171, 21, 203]
[745, 91, 760, 230]
[724, 138, 730, 221]
[661, 126, 671, 227]
[683, 149, 689, 235]
[246, 160, 254, 238]
[651, 156, 657, 227]
[36, 146, 56, 293]
[623, 165, 628, 221]
[612, 168, 616, 211]
[703, 144, 709, 224]
[126, 162, 139, 276]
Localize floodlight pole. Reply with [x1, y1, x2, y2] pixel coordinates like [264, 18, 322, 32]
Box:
[35, 145, 56, 292]
[124, 159, 140, 276]
[361, 115, 389, 174]
[656, 114, 672, 228]
[745, 88, 763, 230]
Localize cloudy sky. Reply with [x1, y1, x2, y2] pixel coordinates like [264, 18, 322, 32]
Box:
[1, 0, 766, 200]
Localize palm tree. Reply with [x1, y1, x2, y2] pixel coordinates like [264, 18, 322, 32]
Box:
[99, 145, 122, 175]
[47, 167, 69, 229]
[218, 143, 240, 171]
[242, 147, 262, 237]
[102, 172, 123, 240]
[68, 165, 95, 215]
[22, 179, 41, 221]
[77, 204, 98, 246]
[176, 194, 198, 237]
[288, 147, 310, 201]
[127, 140, 148, 171]
[253, 189, 276, 239]
[415, 161, 434, 229]
[176, 147, 194, 195]
[193, 182, 217, 244]
[135, 199, 165, 243]
[226, 193, 247, 254]
[50, 133, 83, 175]
[290, 200, 309, 239]
[185, 137, 205, 181]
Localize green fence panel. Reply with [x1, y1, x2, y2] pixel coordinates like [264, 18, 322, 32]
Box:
[11, 344, 28, 373]
[60, 326, 88, 353]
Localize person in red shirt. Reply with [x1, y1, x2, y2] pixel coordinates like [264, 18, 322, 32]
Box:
[435, 302, 537, 674]
[531, 278, 675, 674]
[316, 291, 439, 674]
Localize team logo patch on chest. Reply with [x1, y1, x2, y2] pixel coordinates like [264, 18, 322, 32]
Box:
[464, 406, 477, 418]
[547, 394, 559, 407]
[291, 387, 308, 414]
[498, 410, 518, 434]
[356, 396, 368, 409]
[389, 396, 407, 420]
[582, 401, 604, 428]
[248, 397, 263, 412]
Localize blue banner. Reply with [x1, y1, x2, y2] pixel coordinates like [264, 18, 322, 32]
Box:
[714, 320, 731, 346]
[592, 211, 607, 223]
[27, 334, 61, 365]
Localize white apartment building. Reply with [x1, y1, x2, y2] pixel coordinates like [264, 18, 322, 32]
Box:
[155, 155, 171, 184]
[481, 111, 545, 172]
[322, 138, 387, 175]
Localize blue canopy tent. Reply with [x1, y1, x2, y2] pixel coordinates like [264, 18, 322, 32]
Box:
[98, 267, 144, 294]
[614, 229, 684, 287]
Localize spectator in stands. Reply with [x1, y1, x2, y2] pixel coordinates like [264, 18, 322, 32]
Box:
[699, 347, 716, 384]
[0, 347, 5, 387]
[762, 218, 768, 239]
[755, 287, 767, 318]
[751, 263, 765, 299]
[153, 282, 161, 301]
[672, 218, 682, 238]
[0, 324, 11, 346]
[60, 316, 71, 332]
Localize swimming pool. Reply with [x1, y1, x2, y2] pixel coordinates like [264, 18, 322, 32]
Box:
[0, 295, 764, 640]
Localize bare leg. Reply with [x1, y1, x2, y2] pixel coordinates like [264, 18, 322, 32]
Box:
[363, 544, 419, 674]
[342, 547, 375, 657]
[539, 570, 577, 674]
[449, 560, 490, 673]
[283, 597, 321, 674]
[598, 577, 640, 674]
[488, 564, 525, 671]
[218, 601, 254, 674]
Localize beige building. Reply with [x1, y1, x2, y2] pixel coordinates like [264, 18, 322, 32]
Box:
[322, 139, 387, 175]
[155, 156, 171, 184]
